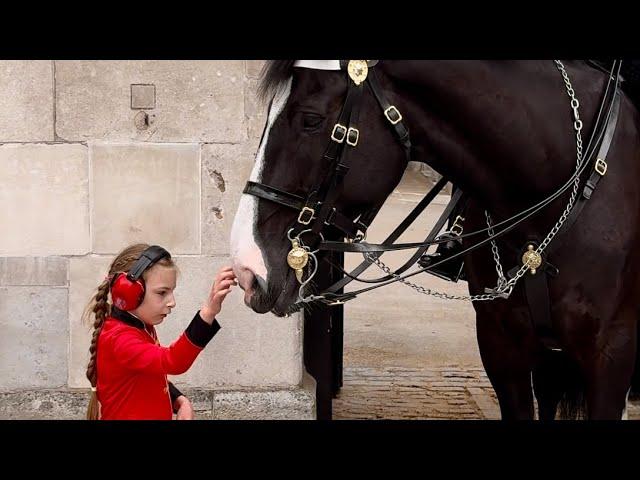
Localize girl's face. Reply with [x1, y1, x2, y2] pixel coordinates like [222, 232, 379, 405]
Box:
[132, 265, 177, 326]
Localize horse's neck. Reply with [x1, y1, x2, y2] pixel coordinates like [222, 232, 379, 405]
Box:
[383, 60, 600, 215]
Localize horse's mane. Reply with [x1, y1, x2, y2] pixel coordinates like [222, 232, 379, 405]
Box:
[258, 60, 296, 103]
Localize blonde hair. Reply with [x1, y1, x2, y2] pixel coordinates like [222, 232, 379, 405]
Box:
[83, 243, 175, 420]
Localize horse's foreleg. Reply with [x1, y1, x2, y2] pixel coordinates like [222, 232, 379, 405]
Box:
[531, 351, 565, 420]
[476, 310, 536, 420]
[581, 322, 636, 420]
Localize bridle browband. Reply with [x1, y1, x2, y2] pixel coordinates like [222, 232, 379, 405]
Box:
[243, 60, 623, 312]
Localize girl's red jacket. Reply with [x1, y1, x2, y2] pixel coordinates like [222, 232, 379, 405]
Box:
[96, 307, 220, 420]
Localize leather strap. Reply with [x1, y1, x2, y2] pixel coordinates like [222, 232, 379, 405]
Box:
[244, 181, 361, 239]
[244, 181, 305, 211]
[523, 265, 561, 350]
[367, 69, 411, 152]
[582, 92, 620, 201]
[548, 90, 621, 250]
[311, 84, 364, 235]
[325, 176, 454, 293]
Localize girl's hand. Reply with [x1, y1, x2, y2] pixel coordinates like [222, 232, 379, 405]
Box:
[200, 266, 237, 323]
[175, 396, 194, 420]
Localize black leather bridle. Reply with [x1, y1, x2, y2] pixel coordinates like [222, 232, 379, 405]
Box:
[244, 60, 409, 243]
[243, 60, 623, 310]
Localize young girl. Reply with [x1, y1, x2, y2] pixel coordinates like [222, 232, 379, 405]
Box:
[83, 243, 237, 420]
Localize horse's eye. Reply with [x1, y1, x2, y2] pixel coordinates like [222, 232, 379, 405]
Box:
[302, 113, 324, 131]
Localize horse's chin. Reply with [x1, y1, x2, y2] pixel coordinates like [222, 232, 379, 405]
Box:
[248, 296, 274, 314]
[250, 296, 294, 317]
[270, 307, 289, 318]
[270, 285, 299, 317]
[270, 298, 298, 317]
[248, 286, 278, 314]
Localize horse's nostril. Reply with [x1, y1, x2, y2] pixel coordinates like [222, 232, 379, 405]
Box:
[234, 266, 256, 294]
[231, 263, 273, 312]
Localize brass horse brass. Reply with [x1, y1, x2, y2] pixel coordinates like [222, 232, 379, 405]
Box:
[348, 60, 368, 86]
[522, 244, 542, 275]
[287, 239, 309, 283]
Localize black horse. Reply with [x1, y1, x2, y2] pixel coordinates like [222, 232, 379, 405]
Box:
[230, 60, 640, 420]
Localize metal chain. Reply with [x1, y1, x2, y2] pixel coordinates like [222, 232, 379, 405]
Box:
[485, 211, 508, 290]
[365, 60, 585, 303]
[364, 252, 485, 300]
[493, 60, 584, 293]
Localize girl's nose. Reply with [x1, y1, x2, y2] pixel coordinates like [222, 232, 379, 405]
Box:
[167, 294, 176, 308]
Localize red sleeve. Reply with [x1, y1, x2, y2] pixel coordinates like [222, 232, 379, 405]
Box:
[111, 328, 204, 375]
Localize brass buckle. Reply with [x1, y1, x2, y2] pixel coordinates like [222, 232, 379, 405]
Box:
[331, 124, 347, 143]
[595, 158, 608, 176]
[384, 106, 402, 125]
[450, 215, 465, 236]
[346, 127, 359, 146]
[297, 207, 315, 225]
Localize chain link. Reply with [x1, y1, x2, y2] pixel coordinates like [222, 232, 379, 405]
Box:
[485, 211, 508, 290]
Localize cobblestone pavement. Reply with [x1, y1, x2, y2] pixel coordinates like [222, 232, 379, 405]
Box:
[333, 365, 640, 420]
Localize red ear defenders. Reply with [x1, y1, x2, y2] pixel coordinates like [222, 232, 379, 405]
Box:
[109, 245, 171, 311]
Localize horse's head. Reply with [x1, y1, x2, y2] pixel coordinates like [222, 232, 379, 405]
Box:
[231, 60, 409, 316]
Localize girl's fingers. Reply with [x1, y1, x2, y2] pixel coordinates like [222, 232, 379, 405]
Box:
[214, 289, 231, 300]
[216, 272, 237, 284]
[216, 280, 236, 290]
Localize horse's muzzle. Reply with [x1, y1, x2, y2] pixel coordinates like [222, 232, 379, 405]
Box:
[232, 264, 274, 313]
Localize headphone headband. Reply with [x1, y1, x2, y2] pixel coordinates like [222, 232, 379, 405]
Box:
[127, 245, 171, 281]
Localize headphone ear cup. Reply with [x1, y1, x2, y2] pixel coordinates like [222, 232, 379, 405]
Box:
[110, 273, 145, 311]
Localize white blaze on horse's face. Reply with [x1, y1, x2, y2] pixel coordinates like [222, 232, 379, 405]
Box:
[293, 60, 341, 70]
[230, 77, 292, 290]
[231, 61, 341, 298]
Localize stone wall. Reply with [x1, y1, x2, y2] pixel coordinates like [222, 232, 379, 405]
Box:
[0, 60, 314, 419]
